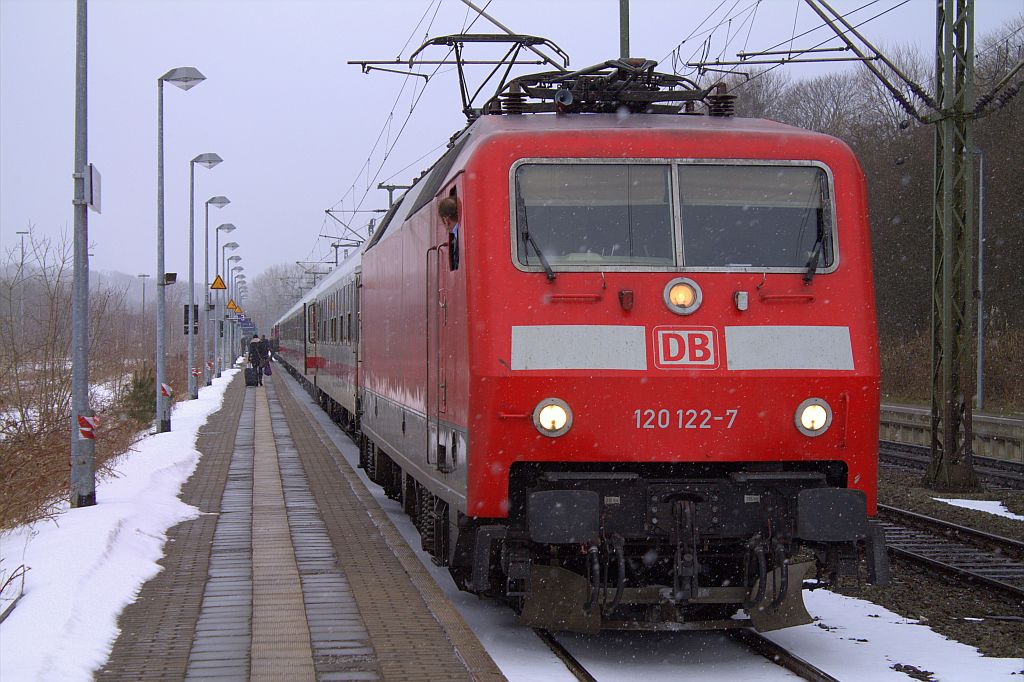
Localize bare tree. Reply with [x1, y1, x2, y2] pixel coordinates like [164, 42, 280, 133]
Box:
[727, 68, 792, 121]
[245, 263, 308, 332]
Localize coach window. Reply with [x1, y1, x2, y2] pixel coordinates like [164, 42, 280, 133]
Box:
[678, 164, 833, 269]
[515, 163, 674, 268]
[345, 283, 352, 344]
[331, 294, 338, 343]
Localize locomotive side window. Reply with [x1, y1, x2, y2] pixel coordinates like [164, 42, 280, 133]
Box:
[515, 164, 674, 266]
[678, 165, 833, 268]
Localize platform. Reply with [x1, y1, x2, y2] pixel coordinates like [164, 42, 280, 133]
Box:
[97, 368, 505, 682]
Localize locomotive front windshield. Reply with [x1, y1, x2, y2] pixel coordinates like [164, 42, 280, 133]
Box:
[514, 162, 834, 271]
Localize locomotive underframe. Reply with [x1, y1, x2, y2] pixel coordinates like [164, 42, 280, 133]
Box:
[454, 461, 889, 633]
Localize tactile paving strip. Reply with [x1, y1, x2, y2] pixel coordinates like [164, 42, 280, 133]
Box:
[272, 373, 507, 682]
[267, 381, 381, 681]
[250, 386, 317, 680]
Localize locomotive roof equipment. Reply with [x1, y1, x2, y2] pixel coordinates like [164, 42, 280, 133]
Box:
[349, 33, 734, 120]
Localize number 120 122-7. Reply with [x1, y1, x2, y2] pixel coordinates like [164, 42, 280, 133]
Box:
[633, 408, 738, 429]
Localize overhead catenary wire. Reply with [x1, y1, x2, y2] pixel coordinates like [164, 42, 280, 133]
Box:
[660, 0, 894, 82]
[311, 0, 497, 270]
[725, 0, 913, 95]
[344, 3, 498, 213]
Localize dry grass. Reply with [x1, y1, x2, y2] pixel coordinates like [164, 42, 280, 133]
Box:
[880, 329, 1024, 413]
[0, 402, 148, 530]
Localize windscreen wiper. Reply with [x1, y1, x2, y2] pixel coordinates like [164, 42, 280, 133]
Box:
[803, 230, 825, 284]
[515, 184, 555, 281]
[803, 176, 832, 285]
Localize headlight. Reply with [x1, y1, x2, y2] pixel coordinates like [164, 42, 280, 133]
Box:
[663, 277, 702, 315]
[795, 398, 832, 437]
[533, 398, 573, 437]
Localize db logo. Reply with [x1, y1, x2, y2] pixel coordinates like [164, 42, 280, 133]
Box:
[653, 326, 719, 369]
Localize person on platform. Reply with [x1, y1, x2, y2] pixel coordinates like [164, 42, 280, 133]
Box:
[248, 335, 267, 386]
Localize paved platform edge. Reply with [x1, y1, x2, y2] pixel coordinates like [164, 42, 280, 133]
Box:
[274, 371, 507, 682]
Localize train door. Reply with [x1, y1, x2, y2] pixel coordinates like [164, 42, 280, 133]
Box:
[427, 187, 458, 473]
[354, 272, 362, 420]
[305, 299, 318, 385]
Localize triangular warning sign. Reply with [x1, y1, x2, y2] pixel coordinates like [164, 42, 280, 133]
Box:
[210, 275, 227, 290]
[227, 299, 238, 311]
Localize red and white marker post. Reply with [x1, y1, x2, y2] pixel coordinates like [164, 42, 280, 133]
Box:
[77, 414, 99, 440]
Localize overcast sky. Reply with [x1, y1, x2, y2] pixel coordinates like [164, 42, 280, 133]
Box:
[2, 0, 1021, 290]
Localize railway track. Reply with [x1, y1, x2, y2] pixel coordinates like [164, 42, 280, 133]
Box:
[879, 440, 1024, 490]
[533, 629, 598, 682]
[878, 503, 1024, 602]
[534, 627, 840, 682]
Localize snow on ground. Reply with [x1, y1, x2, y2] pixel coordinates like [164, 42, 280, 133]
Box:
[932, 498, 1024, 522]
[89, 375, 127, 411]
[0, 370, 237, 682]
[288, 372, 1024, 682]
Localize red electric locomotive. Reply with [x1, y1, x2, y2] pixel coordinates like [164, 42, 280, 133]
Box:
[277, 58, 889, 634]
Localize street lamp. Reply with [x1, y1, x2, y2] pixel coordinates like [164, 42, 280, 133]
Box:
[232, 266, 246, 349]
[217, 231, 238, 376]
[15, 230, 29, 340]
[157, 66, 205, 433]
[227, 255, 242, 358]
[138, 273, 151, 319]
[188, 153, 222, 399]
[203, 195, 229, 386]
[15, 230, 28, 265]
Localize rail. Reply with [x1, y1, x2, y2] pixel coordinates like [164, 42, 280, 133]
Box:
[878, 504, 1024, 602]
[879, 440, 1024, 490]
[533, 629, 597, 682]
[536, 627, 841, 682]
[880, 403, 1023, 463]
[729, 629, 840, 682]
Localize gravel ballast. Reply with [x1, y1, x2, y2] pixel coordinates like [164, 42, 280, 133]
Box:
[832, 465, 1024, 660]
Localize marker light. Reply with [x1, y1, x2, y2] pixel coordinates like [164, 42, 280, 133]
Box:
[663, 277, 702, 315]
[533, 398, 573, 437]
[795, 398, 833, 437]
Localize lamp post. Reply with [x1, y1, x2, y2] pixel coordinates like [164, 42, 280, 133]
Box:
[203, 195, 229, 386]
[138, 274, 150, 357]
[234, 270, 247, 352]
[138, 273, 150, 318]
[157, 65, 205, 433]
[188, 154, 222, 399]
[70, 0, 94, 506]
[216, 230, 238, 376]
[227, 256, 242, 360]
[15, 230, 28, 341]
[15, 230, 28, 264]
